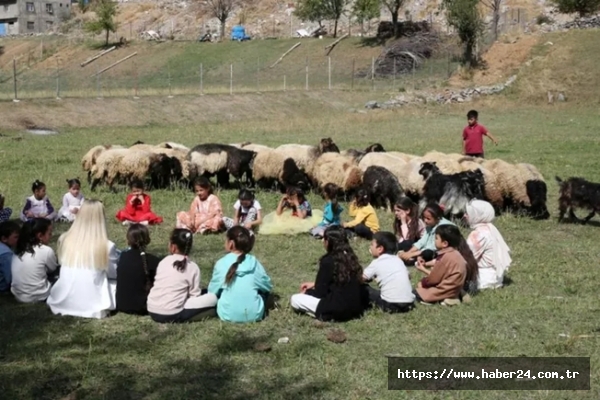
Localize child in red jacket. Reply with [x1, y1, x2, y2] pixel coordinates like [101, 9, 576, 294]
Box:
[116, 179, 163, 226]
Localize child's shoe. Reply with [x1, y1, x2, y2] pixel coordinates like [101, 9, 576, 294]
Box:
[441, 298, 461, 307]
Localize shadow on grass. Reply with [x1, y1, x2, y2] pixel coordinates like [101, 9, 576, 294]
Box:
[0, 296, 329, 399]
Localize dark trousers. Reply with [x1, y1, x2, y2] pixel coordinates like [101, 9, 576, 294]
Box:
[367, 286, 414, 313]
[404, 249, 436, 267]
[150, 307, 216, 323]
[345, 223, 374, 240]
[397, 240, 414, 253]
[466, 153, 484, 158]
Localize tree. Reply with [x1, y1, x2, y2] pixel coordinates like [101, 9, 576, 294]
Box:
[294, 0, 348, 37]
[352, 0, 380, 34]
[443, 0, 484, 67]
[84, 0, 117, 46]
[381, 0, 406, 38]
[481, 0, 502, 41]
[551, 0, 600, 17]
[205, 0, 237, 40]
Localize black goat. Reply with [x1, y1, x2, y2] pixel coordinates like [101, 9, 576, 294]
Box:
[419, 162, 486, 217]
[555, 176, 600, 224]
[362, 166, 404, 212]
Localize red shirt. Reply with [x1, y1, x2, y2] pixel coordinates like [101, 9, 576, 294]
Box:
[462, 123, 488, 154]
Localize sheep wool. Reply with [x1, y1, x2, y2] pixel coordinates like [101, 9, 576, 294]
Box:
[188, 150, 228, 176]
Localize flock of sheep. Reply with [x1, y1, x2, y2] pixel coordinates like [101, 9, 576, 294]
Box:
[81, 137, 551, 220]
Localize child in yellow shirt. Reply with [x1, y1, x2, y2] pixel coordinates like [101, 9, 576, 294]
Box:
[343, 189, 380, 240]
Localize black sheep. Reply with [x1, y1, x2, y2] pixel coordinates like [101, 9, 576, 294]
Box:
[419, 162, 486, 217]
[555, 176, 600, 224]
[187, 143, 256, 188]
[362, 165, 405, 212]
[280, 158, 311, 193]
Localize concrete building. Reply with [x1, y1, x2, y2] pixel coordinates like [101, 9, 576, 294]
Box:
[0, 0, 71, 35]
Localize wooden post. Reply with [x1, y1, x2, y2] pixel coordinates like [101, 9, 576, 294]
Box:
[134, 60, 139, 99]
[96, 63, 101, 99]
[351, 58, 355, 91]
[90, 53, 138, 77]
[305, 57, 308, 91]
[129, 22, 132, 40]
[230, 64, 233, 95]
[56, 58, 60, 99]
[168, 63, 173, 98]
[393, 58, 396, 90]
[371, 57, 375, 91]
[256, 57, 260, 92]
[270, 42, 301, 68]
[328, 56, 331, 90]
[283, 75, 286, 91]
[200, 63, 204, 95]
[12, 58, 18, 102]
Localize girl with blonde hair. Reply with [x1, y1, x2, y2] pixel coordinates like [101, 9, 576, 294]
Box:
[47, 199, 120, 319]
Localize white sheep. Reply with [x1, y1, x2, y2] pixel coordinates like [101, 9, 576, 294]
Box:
[90, 148, 132, 190]
[311, 153, 362, 193]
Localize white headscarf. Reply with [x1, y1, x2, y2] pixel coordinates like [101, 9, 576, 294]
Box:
[466, 200, 512, 276]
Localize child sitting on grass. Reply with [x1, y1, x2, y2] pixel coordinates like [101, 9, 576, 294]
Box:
[116, 179, 163, 226]
[363, 231, 415, 313]
[0, 220, 20, 294]
[11, 218, 59, 303]
[208, 226, 273, 323]
[116, 224, 160, 315]
[21, 180, 57, 222]
[414, 225, 478, 306]
[147, 229, 217, 323]
[343, 189, 379, 240]
[176, 177, 224, 234]
[310, 183, 344, 239]
[0, 194, 12, 223]
[260, 187, 322, 235]
[58, 178, 84, 223]
[222, 189, 263, 232]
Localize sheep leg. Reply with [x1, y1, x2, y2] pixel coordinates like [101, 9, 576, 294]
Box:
[90, 178, 101, 192]
[568, 208, 579, 223]
[87, 171, 92, 185]
[557, 200, 568, 223]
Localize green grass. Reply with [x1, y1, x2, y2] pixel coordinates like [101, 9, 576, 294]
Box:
[0, 100, 600, 399]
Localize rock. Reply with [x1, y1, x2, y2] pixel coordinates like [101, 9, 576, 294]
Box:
[365, 101, 379, 109]
[254, 343, 272, 352]
[557, 92, 566, 102]
[326, 329, 347, 343]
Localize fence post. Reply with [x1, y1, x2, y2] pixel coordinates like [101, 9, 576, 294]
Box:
[371, 57, 375, 91]
[230, 63, 233, 95]
[200, 63, 204, 95]
[256, 57, 260, 92]
[328, 56, 331, 90]
[283, 75, 286, 91]
[290, 15, 293, 37]
[55, 58, 60, 100]
[134, 60, 139, 99]
[305, 57, 308, 91]
[12, 58, 18, 102]
[351, 58, 355, 91]
[96, 63, 101, 99]
[168, 63, 173, 98]
[393, 58, 396, 90]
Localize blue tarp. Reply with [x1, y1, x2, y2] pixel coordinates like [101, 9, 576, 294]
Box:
[231, 25, 250, 41]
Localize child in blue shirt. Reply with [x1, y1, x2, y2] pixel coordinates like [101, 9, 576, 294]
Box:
[0, 220, 20, 293]
[311, 183, 344, 238]
[208, 226, 273, 323]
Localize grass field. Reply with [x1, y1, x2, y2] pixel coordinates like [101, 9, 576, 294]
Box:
[0, 99, 599, 399]
[1, 27, 600, 400]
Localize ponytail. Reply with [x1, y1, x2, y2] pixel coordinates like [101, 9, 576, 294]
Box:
[225, 253, 246, 285]
[171, 229, 193, 272]
[139, 246, 152, 294]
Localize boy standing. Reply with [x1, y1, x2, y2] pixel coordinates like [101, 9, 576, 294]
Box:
[463, 110, 498, 158]
[363, 232, 415, 313]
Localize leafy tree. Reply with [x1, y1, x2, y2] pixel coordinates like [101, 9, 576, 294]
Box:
[352, 0, 380, 34]
[551, 0, 600, 17]
[381, 0, 406, 38]
[294, 0, 348, 37]
[84, 0, 118, 46]
[205, 0, 237, 40]
[443, 0, 484, 67]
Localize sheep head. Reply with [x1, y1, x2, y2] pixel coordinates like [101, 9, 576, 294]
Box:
[365, 143, 385, 153]
[320, 137, 340, 154]
[419, 162, 439, 179]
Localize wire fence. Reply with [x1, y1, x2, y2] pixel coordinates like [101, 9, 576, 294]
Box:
[0, 46, 460, 100]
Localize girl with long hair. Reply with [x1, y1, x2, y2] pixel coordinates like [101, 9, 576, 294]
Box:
[116, 224, 161, 315]
[310, 183, 344, 239]
[393, 197, 425, 252]
[290, 225, 369, 321]
[414, 224, 479, 305]
[115, 179, 163, 226]
[176, 177, 223, 234]
[399, 203, 455, 266]
[47, 200, 120, 319]
[11, 218, 59, 303]
[208, 226, 272, 323]
[343, 188, 379, 240]
[147, 229, 217, 323]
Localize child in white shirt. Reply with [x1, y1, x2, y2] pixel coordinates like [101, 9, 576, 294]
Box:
[363, 231, 415, 313]
[20, 180, 57, 222]
[58, 178, 84, 223]
[222, 189, 262, 232]
[11, 218, 59, 303]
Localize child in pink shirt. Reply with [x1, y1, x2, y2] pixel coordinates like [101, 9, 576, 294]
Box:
[176, 178, 223, 234]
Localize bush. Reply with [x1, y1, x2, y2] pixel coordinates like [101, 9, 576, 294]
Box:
[536, 14, 553, 25]
[551, 0, 600, 17]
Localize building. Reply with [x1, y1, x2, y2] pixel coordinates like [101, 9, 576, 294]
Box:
[0, 0, 71, 35]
